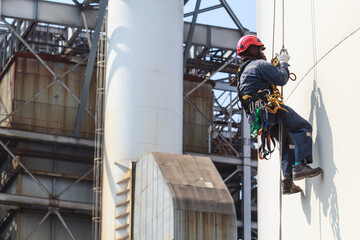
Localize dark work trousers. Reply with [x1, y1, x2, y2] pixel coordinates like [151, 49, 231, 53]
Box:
[268, 105, 313, 175]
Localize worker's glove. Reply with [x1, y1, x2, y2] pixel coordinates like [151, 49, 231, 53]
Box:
[278, 48, 290, 64]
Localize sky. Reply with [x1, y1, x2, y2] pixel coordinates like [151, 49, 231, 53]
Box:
[183, 0, 257, 32]
[47, 0, 257, 32]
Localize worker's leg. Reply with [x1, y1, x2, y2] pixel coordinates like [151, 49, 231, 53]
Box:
[270, 124, 301, 194]
[281, 105, 312, 163]
[270, 124, 295, 176]
[281, 105, 322, 180]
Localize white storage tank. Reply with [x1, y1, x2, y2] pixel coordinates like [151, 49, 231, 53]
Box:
[257, 0, 360, 239]
[103, 0, 183, 239]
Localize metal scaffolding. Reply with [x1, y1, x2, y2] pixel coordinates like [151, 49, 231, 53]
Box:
[0, 0, 258, 239]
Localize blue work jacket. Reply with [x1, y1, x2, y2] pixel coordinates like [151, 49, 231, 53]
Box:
[237, 59, 290, 96]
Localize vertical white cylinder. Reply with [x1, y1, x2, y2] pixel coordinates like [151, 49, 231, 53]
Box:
[257, 0, 360, 239]
[102, 0, 183, 239]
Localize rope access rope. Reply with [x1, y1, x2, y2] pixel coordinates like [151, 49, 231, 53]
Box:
[282, 0, 285, 49]
[279, 1, 285, 239]
[271, 0, 284, 239]
[271, 0, 277, 59]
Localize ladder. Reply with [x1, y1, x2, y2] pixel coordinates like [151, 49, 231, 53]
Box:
[115, 170, 133, 240]
[92, 13, 107, 240]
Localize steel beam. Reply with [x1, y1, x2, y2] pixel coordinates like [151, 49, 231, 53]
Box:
[186, 58, 238, 74]
[25, 210, 52, 240]
[184, 22, 245, 50]
[81, 11, 92, 49]
[61, 27, 82, 54]
[184, 4, 223, 17]
[185, 152, 257, 166]
[242, 108, 252, 240]
[54, 209, 78, 240]
[1, 0, 97, 29]
[0, 127, 94, 147]
[183, 0, 201, 69]
[214, 82, 237, 92]
[185, 56, 237, 97]
[72, 0, 81, 7]
[0, 193, 92, 211]
[74, 0, 108, 137]
[55, 168, 93, 198]
[0, 140, 53, 197]
[2, 19, 56, 77]
[0, 0, 244, 51]
[237, 220, 258, 229]
[219, 0, 246, 34]
[224, 167, 241, 183]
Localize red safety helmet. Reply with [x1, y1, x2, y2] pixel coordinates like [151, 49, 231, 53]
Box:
[237, 35, 264, 57]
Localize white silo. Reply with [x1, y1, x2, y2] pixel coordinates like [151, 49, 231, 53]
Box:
[103, 0, 183, 239]
[257, 0, 360, 239]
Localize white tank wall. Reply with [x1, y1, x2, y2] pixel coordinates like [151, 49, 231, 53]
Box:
[257, 0, 360, 239]
[103, 0, 183, 238]
[133, 152, 174, 239]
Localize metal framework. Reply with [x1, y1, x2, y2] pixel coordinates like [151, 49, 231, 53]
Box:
[0, 0, 258, 239]
[184, 2, 258, 239]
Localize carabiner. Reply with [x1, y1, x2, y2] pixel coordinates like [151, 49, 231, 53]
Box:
[248, 102, 254, 114]
[271, 57, 279, 67]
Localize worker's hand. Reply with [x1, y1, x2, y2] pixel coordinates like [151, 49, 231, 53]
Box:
[278, 48, 290, 64]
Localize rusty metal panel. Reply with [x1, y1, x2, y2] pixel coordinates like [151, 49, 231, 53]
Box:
[183, 77, 213, 154]
[175, 210, 223, 240]
[0, 62, 15, 127]
[134, 152, 237, 240]
[5, 54, 96, 138]
[175, 209, 236, 240]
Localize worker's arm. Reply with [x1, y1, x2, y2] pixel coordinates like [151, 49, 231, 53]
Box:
[257, 61, 290, 86]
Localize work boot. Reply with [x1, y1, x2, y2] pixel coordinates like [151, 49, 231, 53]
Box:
[293, 164, 323, 181]
[282, 179, 302, 195]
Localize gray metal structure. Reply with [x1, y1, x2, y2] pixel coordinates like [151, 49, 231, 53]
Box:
[0, 0, 258, 239]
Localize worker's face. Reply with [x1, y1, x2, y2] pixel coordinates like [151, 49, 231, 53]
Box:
[247, 45, 266, 60]
[258, 46, 266, 60]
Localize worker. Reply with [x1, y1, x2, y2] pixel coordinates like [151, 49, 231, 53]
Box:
[236, 35, 323, 195]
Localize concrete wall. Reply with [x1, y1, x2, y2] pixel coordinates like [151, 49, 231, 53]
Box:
[257, 0, 360, 239]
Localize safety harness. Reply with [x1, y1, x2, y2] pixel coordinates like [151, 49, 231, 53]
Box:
[237, 60, 286, 160]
